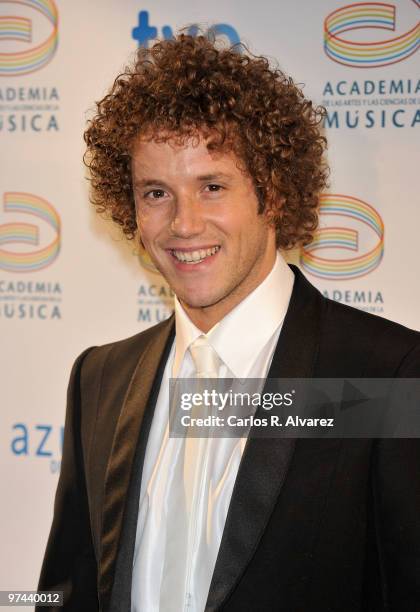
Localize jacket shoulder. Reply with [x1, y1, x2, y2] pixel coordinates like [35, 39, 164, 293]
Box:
[77, 314, 175, 389]
[320, 296, 420, 375]
[324, 296, 420, 342]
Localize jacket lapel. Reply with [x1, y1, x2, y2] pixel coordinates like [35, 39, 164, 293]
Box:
[98, 315, 175, 611]
[206, 265, 325, 611]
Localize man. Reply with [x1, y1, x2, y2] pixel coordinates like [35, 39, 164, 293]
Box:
[38, 34, 420, 611]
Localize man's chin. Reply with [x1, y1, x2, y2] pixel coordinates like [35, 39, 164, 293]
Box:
[177, 293, 220, 311]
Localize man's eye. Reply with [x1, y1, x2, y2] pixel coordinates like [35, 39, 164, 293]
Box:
[205, 184, 223, 192]
[145, 189, 166, 199]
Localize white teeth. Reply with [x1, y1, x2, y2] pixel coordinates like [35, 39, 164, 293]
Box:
[172, 246, 220, 263]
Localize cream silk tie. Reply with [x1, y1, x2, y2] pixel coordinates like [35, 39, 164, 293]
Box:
[184, 335, 220, 513]
[160, 336, 220, 612]
[189, 335, 220, 379]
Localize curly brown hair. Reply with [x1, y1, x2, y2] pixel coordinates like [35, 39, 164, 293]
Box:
[84, 33, 328, 249]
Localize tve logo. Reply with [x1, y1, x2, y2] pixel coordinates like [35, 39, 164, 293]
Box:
[132, 10, 240, 48]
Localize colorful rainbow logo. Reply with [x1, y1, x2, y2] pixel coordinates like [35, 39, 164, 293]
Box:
[0, 16, 32, 43]
[324, 1, 420, 68]
[300, 194, 384, 280]
[0, 0, 58, 76]
[0, 192, 61, 272]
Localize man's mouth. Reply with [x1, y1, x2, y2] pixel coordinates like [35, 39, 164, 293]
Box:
[170, 246, 220, 264]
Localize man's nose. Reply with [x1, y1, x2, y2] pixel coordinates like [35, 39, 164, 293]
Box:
[170, 196, 205, 238]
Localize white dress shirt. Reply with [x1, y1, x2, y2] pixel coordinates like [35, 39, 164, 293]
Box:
[131, 253, 294, 612]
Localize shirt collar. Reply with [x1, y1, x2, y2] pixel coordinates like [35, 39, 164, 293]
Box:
[173, 253, 294, 378]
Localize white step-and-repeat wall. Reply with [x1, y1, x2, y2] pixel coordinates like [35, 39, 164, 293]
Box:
[1, 0, 419, 602]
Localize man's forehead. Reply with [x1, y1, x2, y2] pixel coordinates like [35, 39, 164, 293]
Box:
[131, 131, 245, 176]
[132, 130, 225, 155]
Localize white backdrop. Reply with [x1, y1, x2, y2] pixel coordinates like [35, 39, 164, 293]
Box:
[1, 0, 419, 605]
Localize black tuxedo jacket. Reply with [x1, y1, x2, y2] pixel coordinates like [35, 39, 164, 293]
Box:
[38, 266, 420, 612]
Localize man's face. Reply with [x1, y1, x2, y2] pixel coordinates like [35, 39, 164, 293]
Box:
[132, 134, 277, 322]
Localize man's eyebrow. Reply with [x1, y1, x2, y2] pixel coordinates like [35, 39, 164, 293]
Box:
[196, 172, 232, 182]
[133, 178, 170, 189]
[133, 173, 232, 188]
